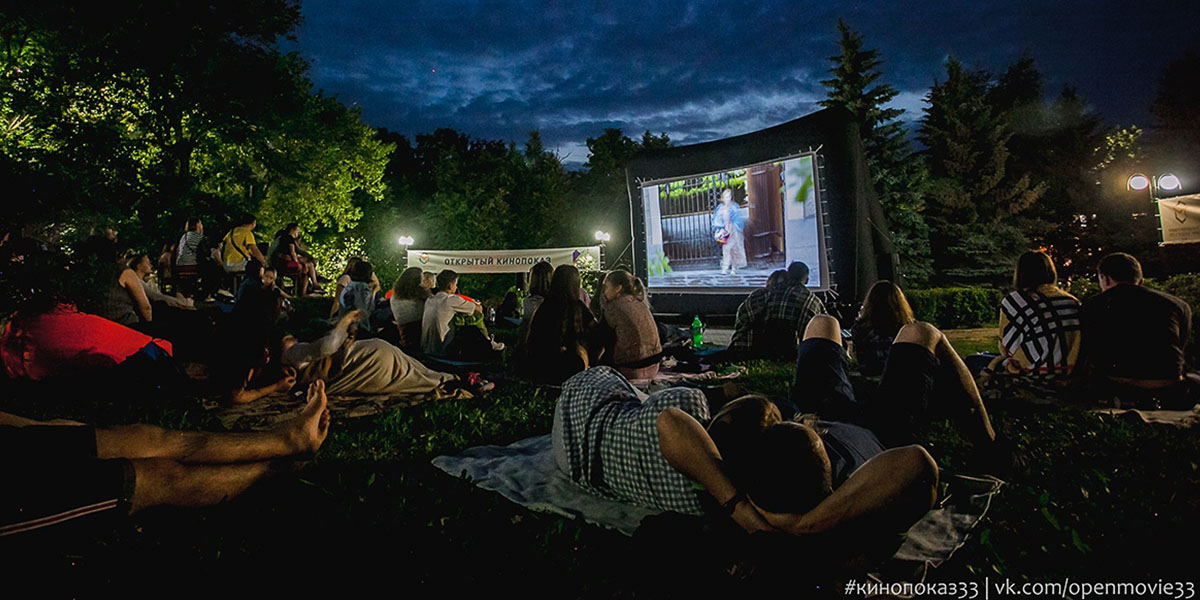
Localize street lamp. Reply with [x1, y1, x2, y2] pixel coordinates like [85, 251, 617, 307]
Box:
[1127, 173, 1181, 195]
[594, 230, 611, 242]
[398, 235, 415, 267]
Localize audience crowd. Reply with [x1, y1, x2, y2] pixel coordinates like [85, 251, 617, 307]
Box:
[1, 217, 1196, 558]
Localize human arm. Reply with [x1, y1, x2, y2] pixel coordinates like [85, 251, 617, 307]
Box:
[282, 312, 358, 367]
[230, 367, 298, 405]
[240, 229, 266, 264]
[120, 268, 154, 322]
[448, 293, 481, 314]
[142, 280, 194, 309]
[753, 445, 938, 536]
[656, 407, 774, 533]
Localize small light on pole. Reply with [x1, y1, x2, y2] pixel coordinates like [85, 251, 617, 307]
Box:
[1127, 174, 1151, 191]
[398, 235, 415, 267]
[594, 230, 611, 243]
[1158, 173, 1181, 191]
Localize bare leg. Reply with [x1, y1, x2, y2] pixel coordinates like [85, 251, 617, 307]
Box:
[759, 445, 939, 536]
[129, 458, 274, 512]
[894, 322, 995, 445]
[803, 314, 842, 345]
[97, 381, 330, 463]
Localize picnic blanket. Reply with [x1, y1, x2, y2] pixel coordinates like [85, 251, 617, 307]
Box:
[432, 434, 1003, 571]
[202, 387, 472, 431]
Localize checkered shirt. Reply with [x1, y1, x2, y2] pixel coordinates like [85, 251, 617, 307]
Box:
[998, 289, 1082, 377]
[729, 284, 826, 353]
[556, 366, 709, 515]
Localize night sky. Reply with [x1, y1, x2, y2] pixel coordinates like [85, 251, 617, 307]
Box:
[290, 0, 1200, 167]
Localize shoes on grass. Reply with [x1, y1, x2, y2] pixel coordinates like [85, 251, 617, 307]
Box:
[465, 372, 495, 394]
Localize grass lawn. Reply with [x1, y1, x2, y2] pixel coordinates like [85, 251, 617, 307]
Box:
[2, 317, 1198, 595]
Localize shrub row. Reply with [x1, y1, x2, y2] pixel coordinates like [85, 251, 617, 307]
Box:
[905, 287, 1004, 329]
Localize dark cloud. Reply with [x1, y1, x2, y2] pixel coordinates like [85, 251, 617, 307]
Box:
[292, 0, 1200, 165]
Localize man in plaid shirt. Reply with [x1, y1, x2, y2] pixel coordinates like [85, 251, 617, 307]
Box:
[551, 355, 944, 536]
[551, 366, 772, 531]
[729, 262, 825, 358]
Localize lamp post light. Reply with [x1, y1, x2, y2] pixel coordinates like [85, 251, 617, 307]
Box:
[594, 230, 611, 270]
[1127, 172, 1181, 198]
[398, 235, 415, 266]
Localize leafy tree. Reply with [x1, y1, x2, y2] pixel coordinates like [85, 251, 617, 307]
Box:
[820, 20, 932, 285]
[0, 1, 392, 269]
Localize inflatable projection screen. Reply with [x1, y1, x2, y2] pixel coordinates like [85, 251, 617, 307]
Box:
[628, 108, 898, 316]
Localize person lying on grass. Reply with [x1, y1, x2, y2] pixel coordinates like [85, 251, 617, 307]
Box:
[554, 315, 1003, 538]
[0, 381, 330, 538]
[277, 309, 494, 400]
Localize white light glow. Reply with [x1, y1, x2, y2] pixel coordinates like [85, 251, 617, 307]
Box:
[1158, 173, 1181, 191]
[1128, 174, 1150, 191]
[398, 235, 415, 246]
[594, 230, 611, 242]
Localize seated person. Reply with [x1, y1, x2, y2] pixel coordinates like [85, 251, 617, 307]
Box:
[329, 257, 382, 318]
[79, 236, 153, 329]
[596, 269, 662, 380]
[728, 262, 825, 360]
[175, 217, 222, 301]
[1081, 252, 1197, 409]
[0, 381, 330, 537]
[525, 265, 598, 383]
[422, 269, 502, 358]
[390, 267, 431, 352]
[268, 222, 321, 296]
[338, 260, 386, 335]
[496, 291, 521, 326]
[233, 263, 290, 328]
[175, 217, 204, 279]
[850, 280, 915, 377]
[281, 310, 493, 398]
[129, 253, 194, 310]
[520, 260, 554, 338]
[978, 251, 1081, 385]
[157, 242, 175, 284]
[219, 213, 267, 274]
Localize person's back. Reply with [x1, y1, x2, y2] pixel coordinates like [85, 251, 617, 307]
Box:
[995, 284, 1082, 378]
[1083, 283, 1190, 381]
[220, 216, 265, 273]
[749, 284, 824, 358]
[729, 287, 769, 353]
[422, 289, 476, 355]
[176, 230, 204, 266]
[98, 261, 140, 326]
[599, 271, 661, 379]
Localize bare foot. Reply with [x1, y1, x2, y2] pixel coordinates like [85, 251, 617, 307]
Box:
[287, 380, 330, 455]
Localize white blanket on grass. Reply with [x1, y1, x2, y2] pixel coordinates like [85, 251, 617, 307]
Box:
[432, 434, 1003, 569]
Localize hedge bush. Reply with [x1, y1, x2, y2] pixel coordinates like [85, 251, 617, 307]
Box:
[905, 287, 1003, 329]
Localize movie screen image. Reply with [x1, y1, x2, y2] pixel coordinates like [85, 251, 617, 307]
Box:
[642, 154, 825, 290]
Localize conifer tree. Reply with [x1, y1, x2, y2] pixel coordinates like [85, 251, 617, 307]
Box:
[820, 20, 932, 284]
[918, 57, 1044, 284]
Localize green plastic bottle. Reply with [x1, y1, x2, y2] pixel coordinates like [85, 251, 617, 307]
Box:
[691, 315, 704, 348]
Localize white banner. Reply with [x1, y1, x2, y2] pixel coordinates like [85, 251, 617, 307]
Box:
[406, 246, 602, 274]
[1158, 194, 1200, 245]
